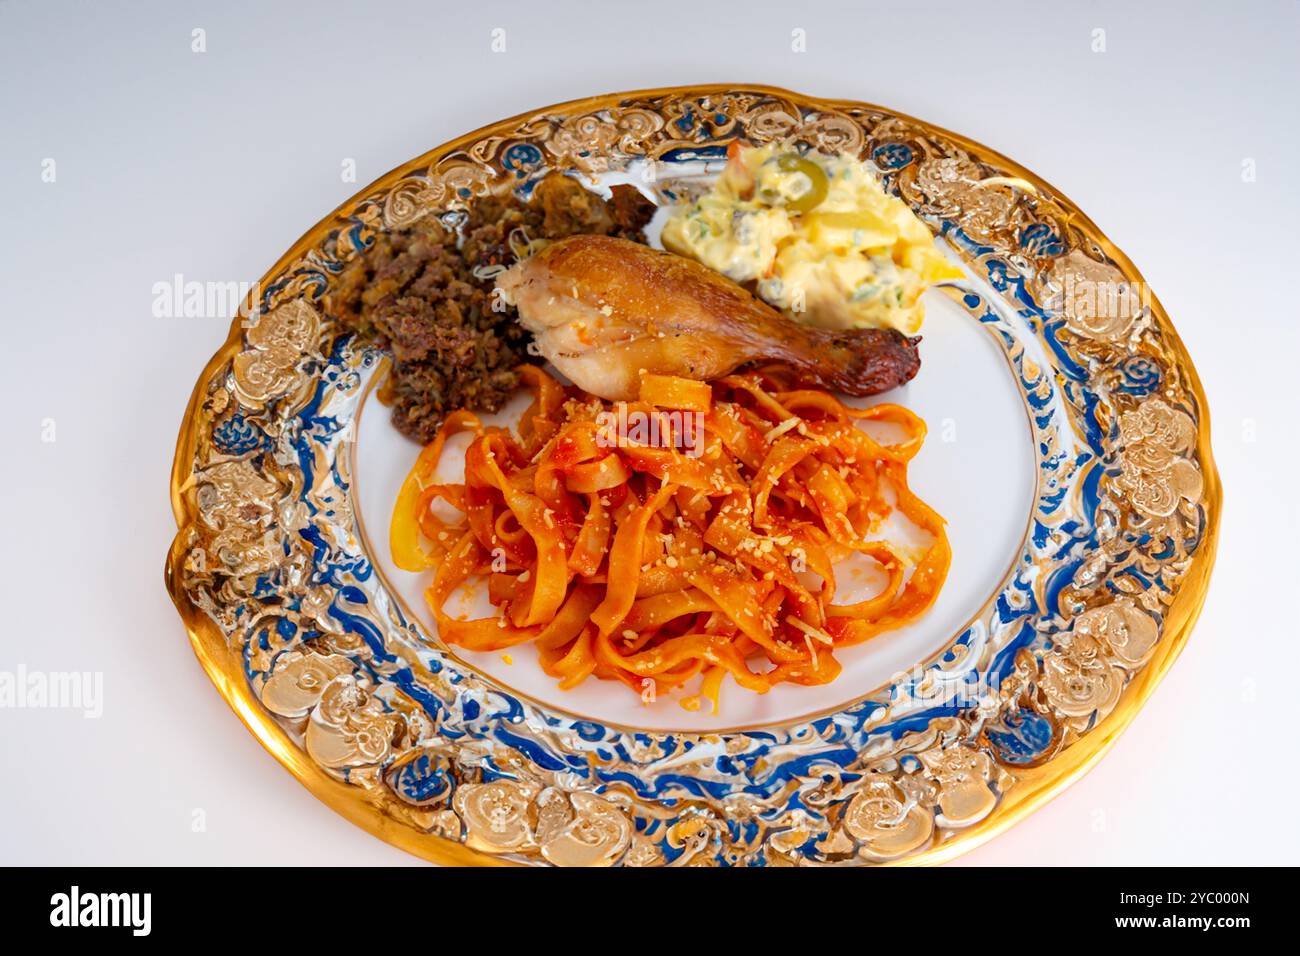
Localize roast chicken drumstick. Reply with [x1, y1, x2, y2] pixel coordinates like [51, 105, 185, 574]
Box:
[495, 234, 921, 401]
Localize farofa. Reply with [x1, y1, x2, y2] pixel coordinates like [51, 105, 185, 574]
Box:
[330, 174, 654, 442]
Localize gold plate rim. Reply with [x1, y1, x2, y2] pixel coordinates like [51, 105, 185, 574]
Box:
[164, 83, 1222, 867]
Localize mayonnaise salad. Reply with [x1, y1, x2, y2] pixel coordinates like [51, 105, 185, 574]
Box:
[661, 143, 962, 334]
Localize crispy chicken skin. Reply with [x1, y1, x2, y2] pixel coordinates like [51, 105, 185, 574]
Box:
[496, 234, 921, 401]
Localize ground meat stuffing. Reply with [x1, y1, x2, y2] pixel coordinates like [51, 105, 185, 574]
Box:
[330, 174, 654, 443]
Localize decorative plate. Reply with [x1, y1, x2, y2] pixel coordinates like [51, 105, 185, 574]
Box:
[165, 85, 1220, 866]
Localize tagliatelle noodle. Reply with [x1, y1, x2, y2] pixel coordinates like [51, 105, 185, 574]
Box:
[391, 365, 950, 711]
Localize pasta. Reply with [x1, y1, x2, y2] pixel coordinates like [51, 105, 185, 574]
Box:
[391, 365, 950, 710]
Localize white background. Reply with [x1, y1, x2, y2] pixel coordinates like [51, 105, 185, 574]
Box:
[1, 0, 1296, 865]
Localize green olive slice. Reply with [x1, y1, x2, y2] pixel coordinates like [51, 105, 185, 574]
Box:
[776, 153, 829, 214]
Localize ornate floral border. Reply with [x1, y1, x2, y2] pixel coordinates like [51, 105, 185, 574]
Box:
[165, 86, 1220, 866]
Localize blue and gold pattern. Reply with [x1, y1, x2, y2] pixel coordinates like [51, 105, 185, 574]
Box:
[166, 87, 1219, 866]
